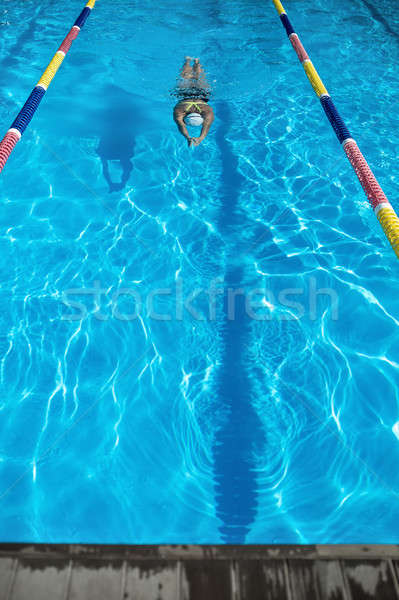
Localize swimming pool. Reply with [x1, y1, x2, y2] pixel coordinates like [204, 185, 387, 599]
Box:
[1, 0, 399, 544]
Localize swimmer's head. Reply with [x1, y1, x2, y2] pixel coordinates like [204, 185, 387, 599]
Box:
[184, 113, 204, 127]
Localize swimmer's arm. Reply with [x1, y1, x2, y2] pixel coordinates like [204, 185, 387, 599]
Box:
[173, 109, 191, 144]
[198, 111, 214, 141]
[190, 112, 214, 147]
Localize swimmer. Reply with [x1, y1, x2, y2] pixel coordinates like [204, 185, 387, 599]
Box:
[173, 57, 214, 147]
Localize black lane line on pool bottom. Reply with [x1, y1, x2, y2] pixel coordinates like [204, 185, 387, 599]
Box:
[213, 101, 262, 543]
[357, 0, 399, 41]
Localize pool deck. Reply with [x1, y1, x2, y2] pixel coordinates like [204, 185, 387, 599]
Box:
[1, 543, 399, 599]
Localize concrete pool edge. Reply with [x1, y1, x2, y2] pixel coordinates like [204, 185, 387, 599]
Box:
[1, 543, 399, 559]
[2, 544, 399, 598]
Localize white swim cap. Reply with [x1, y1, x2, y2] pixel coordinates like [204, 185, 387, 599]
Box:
[184, 113, 204, 127]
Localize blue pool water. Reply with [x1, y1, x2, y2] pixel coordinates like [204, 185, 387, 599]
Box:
[1, 0, 399, 544]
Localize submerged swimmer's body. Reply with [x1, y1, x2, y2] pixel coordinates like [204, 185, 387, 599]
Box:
[173, 57, 214, 147]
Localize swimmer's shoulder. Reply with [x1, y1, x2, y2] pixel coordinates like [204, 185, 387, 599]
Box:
[173, 101, 187, 116]
[173, 98, 213, 116]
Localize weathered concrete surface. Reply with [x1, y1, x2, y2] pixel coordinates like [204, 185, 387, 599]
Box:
[0, 544, 399, 599]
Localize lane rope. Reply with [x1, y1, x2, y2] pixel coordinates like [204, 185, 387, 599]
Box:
[0, 0, 97, 174]
[272, 0, 399, 259]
